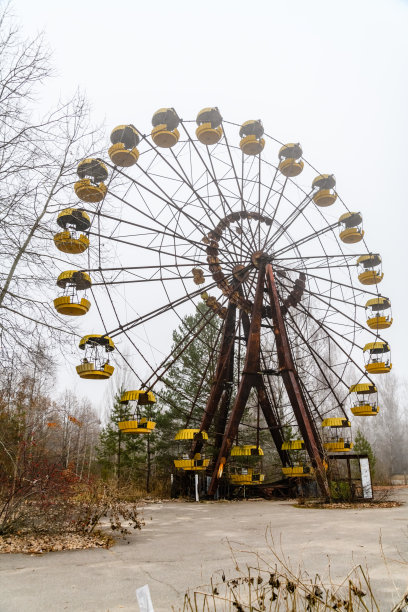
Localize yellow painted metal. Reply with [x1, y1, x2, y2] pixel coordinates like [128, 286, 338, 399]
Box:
[349, 383, 377, 394]
[282, 466, 314, 477]
[363, 341, 390, 353]
[358, 270, 383, 285]
[108, 143, 139, 167]
[53, 231, 90, 254]
[173, 458, 210, 471]
[324, 441, 353, 452]
[174, 428, 208, 441]
[351, 404, 379, 416]
[57, 208, 90, 230]
[79, 334, 115, 351]
[152, 108, 179, 130]
[281, 440, 305, 450]
[118, 418, 156, 434]
[365, 297, 391, 310]
[196, 123, 223, 145]
[340, 227, 364, 244]
[313, 189, 337, 207]
[366, 315, 393, 330]
[196, 107, 222, 127]
[357, 254, 381, 267]
[77, 158, 108, 181]
[53, 296, 91, 316]
[230, 445, 264, 456]
[76, 362, 114, 379]
[110, 124, 140, 148]
[339, 211, 363, 226]
[228, 469, 265, 485]
[56, 270, 91, 290]
[151, 125, 180, 148]
[120, 390, 156, 405]
[365, 362, 392, 374]
[278, 158, 304, 177]
[239, 135, 265, 156]
[322, 418, 351, 428]
[74, 179, 107, 203]
[312, 174, 336, 190]
[278, 143, 302, 159]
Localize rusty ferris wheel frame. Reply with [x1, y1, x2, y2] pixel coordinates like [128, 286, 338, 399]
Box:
[73, 114, 386, 497]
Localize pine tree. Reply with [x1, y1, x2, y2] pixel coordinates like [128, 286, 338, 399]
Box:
[354, 428, 376, 478]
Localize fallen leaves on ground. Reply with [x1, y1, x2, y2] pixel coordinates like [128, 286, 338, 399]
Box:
[0, 531, 114, 555]
[298, 500, 401, 509]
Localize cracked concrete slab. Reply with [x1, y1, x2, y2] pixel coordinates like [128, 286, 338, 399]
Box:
[0, 490, 407, 611]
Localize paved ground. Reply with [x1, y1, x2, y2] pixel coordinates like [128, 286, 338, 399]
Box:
[0, 490, 407, 611]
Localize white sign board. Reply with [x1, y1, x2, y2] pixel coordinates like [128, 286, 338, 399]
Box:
[359, 457, 373, 499]
[136, 584, 154, 612]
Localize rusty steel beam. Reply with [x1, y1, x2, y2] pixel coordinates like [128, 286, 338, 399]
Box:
[208, 263, 266, 495]
[190, 300, 237, 457]
[240, 311, 290, 467]
[265, 263, 330, 498]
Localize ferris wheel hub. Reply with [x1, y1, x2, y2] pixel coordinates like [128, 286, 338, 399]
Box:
[251, 250, 271, 269]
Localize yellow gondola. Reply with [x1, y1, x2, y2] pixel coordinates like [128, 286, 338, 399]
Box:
[312, 174, 337, 207]
[76, 335, 115, 380]
[174, 454, 210, 471]
[192, 267, 205, 285]
[282, 465, 314, 477]
[239, 120, 265, 156]
[228, 468, 265, 485]
[108, 125, 140, 167]
[349, 383, 379, 416]
[118, 418, 156, 434]
[363, 341, 392, 374]
[357, 254, 383, 285]
[365, 297, 393, 330]
[74, 158, 108, 203]
[118, 390, 156, 434]
[230, 445, 264, 456]
[281, 440, 305, 450]
[322, 418, 353, 452]
[53, 270, 91, 316]
[278, 143, 304, 177]
[195, 107, 223, 145]
[151, 108, 180, 148]
[339, 212, 364, 244]
[173, 429, 209, 471]
[53, 208, 90, 254]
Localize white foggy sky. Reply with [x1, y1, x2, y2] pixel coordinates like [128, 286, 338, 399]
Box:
[13, 0, 408, 409]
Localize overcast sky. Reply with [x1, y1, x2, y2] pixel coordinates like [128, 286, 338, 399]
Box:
[13, 0, 408, 410]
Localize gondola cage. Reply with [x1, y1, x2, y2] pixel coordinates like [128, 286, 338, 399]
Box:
[76, 334, 115, 380]
[278, 143, 304, 177]
[228, 445, 265, 485]
[195, 107, 223, 145]
[339, 212, 364, 244]
[363, 341, 392, 374]
[312, 174, 337, 207]
[53, 270, 91, 316]
[349, 383, 379, 416]
[322, 418, 353, 452]
[357, 254, 383, 286]
[118, 390, 156, 434]
[365, 297, 393, 330]
[53, 208, 90, 254]
[109, 125, 140, 167]
[151, 108, 180, 148]
[239, 120, 265, 156]
[173, 429, 209, 471]
[74, 158, 108, 203]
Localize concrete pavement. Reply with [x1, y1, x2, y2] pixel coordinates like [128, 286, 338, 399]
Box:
[0, 490, 407, 611]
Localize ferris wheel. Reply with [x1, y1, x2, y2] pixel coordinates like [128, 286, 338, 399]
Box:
[52, 107, 393, 497]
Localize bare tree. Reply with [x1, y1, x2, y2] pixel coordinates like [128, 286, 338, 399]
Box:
[0, 6, 102, 368]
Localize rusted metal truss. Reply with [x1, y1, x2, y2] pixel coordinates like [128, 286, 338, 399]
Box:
[193, 262, 330, 499]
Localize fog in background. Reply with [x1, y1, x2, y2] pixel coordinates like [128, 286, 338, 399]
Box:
[13, 0, 408, 410]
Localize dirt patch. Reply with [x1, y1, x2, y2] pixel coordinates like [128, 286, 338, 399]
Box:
[0, 531, 114, 555]
[296, 500, 402, 509]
